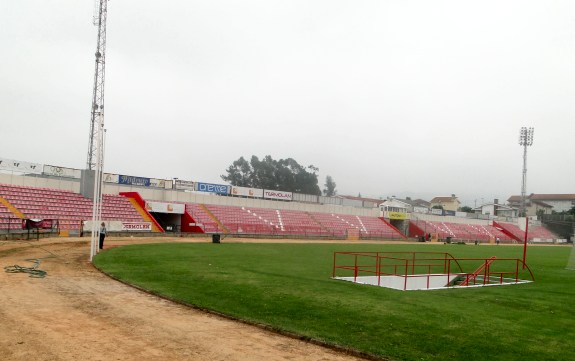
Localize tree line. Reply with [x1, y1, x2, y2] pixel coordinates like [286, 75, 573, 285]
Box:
[221, 155, 337, 197]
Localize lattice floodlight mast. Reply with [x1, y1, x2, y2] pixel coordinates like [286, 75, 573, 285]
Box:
[87, 0, 108, 171]
[518, 127, 534, 218]
[88, 0, 108, 261]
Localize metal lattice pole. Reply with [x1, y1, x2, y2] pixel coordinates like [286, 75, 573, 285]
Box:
[90, 120, 104, 261]
[88, 0, 108, 261]
[87, 0, 108, 170]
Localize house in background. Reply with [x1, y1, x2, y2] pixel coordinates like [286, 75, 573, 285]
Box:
[430, 194, 460, 212]
[507, 194, 572, 216]
[394, 197, 431, 213]
[528, 194, 575, 213]
[474, 199, 517, 218]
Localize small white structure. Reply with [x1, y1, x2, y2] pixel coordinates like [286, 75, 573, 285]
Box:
[332, 251, 535, 291]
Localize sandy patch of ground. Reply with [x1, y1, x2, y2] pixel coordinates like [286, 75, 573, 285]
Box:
[0, 236, 373, 361]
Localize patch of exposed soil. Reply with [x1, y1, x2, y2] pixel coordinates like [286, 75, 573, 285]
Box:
[0, 237, 371, 361]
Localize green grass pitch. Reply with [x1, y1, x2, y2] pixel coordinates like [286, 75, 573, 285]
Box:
[94, 242, 575, 361]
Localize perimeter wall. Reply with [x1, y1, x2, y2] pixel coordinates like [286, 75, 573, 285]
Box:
[0, 173, 379, 217]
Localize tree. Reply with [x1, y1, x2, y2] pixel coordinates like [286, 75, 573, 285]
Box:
[323, 175, 337, 197]
[221, 156, 252, 187]
[432, 205, 444, 210]
[460, 206, 473, 213]
[221, 155, 321, 195]
[536, 209, 546, 218]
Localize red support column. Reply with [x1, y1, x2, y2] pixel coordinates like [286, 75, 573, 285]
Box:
[332, 252, 336, 278]
[523, 218, 529, 269]
[354, 255, 358, 282]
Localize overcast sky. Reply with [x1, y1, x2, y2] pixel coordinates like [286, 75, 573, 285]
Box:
[1, 1, 574, 207]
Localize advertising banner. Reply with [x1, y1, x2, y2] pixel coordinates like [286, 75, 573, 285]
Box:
[43, 164, 81, 179]
[145, 201, 185, 214]
[387, 211, 408, 220]
[83, 221, 152, 232]
[119, 175, 151, 187]
[413, 206, 429, 214]
[121, 222, 152, 232]
[149, 178, 166, 189]
[0, 157, 42, 175]
[444, 210, 456, 216]
[263, 189, 293, 201]
[431, 208, 444, 216]
[174, 179, 195, 191]
[231, 186, 263, 198]
[195, 182, 230, 195]
[103, 173, 119, 183]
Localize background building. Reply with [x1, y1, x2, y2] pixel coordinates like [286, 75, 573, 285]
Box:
[507, 194, 574, 215]
[430, 195, 460, 212]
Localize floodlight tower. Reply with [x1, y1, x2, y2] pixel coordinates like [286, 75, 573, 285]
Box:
[518, 127, 534, 217]
[87, 0, 108, 170]
[87, 0, 109, 261]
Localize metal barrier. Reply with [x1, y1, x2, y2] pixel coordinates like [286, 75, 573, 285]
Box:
[0, 217, 60, 240]
[332, 251, 535, 291]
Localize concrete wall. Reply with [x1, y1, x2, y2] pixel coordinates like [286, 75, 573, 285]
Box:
[0, 174, 379, 217]
[0, 173, 79, 192]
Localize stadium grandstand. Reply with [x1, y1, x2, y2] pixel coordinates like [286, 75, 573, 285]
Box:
[0, 156, 567, 243]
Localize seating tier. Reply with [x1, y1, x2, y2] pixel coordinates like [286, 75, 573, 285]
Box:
[182, 203, 403, 238]
[0, 184, 144, 231]
[412, 220, 514, 242]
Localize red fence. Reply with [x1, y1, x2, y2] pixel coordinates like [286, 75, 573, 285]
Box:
[332, 251, 535, 290]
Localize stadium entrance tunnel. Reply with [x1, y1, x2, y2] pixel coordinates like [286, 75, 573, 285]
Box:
[332, 251, 535, 291]
[150, 212, 181, 232]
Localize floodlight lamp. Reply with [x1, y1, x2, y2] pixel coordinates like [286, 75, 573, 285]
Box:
[519, 127, 534, 146]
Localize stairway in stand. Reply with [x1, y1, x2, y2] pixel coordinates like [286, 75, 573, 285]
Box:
[307, 212, 330, 233]
[127, 198, 162, 233]
[0, 196, 25, 219]
[200, 204, 230, 234]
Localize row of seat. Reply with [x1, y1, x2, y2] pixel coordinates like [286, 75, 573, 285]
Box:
[0, 184, 145, 231]
[4, 183, 558, 241]
[495, 222, 558, 241]
[186, 203, 403, 238]
[0, 202, 21, 229]
[413, 220, 518, 242]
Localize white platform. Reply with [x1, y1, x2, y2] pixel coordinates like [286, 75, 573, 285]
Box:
[334, 274, 532, 291]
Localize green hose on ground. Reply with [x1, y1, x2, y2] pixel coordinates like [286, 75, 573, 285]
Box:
[4, 258, 47, 278]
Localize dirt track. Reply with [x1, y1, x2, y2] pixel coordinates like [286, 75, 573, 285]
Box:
[0, 237, 368, 361]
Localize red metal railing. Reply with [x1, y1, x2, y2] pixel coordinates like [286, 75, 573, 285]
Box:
[332, 251, 535, 290]
[459, 256, 497, 286]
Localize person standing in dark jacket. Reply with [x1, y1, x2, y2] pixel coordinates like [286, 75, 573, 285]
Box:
[99, 222, 107, 250]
